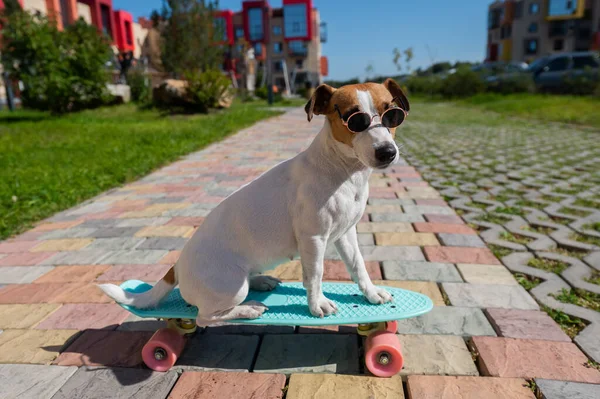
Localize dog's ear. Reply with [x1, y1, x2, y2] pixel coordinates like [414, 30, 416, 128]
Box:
[304, 84, 336, 122]
[382, 78, 410, 112]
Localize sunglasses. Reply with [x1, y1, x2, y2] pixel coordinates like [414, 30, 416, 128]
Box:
[334, 98, 408, 134]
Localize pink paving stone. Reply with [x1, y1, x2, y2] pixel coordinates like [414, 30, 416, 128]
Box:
[485, 309, 571, 342]
[0, 283, 66, 303]
[31, 221, 82, 232]
[78, 211, 124, 221]
[360, 213, 370, 222]
[96, 264, 173, 282]
[323, 260, 381, 280]
[471, 337, 600, 383]
[387, 172, 421, 178]
[159, 251, 181, 265]
[389, 166, 417, 173]
[389, 181, 430, 188]
[0, 252, 57, 266]
[54, 330, 152, 367]
[424, 247, 501, 265]
[0, 241, 39, 253]
[36, 303, 130, 330]
[407, 376, 535, 399]
[8, 231, 46, 241]
[415, 199, 448, 206]
[413, 222, 477, 235]
[424, 214, 465, 224]
[369, 191, 397, 199]
[168, 372, 286, 399]
[166, 217, 206, 226]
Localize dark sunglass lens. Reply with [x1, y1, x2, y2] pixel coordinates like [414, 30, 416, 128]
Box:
[347, 113, 371, 132]
[382, 108, 405, 128]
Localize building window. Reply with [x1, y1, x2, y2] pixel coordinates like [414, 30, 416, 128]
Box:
[235, 27, 244, 39]
[528, 22, 538, 33]
[488, 8, 502, 29]
[274, 61, 283, 72]
[500, 24, 512, 39]
[525, 38, 538, 55]
[529, 2, 539, 15]
[553, 39, 564, 51]
[273, 25, 282, 35]
[248, 8, 263, 41]
[214, 17, 227, 41]
[549, 20, 568, 37]
[284, 3, 308, 38]
[60, 0, 70, 27]
[288, 40, 307, 55]
[514, 1, 524, 19]
[254, 43, 262, 57]
[296, 59, 303, 69]
[101, 5, 112, 38]
[273, 42, 282, 54]
[125, 21, 133, 45]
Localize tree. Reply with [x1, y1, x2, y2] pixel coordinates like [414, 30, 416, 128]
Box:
[403, 48, 413, 73]
[365, 62, 374, 80]
[0, 0, 22, 17]
[392, 47, 414, 73]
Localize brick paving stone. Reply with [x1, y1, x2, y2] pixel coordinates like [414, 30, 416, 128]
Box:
[535, 378, 600, 399]
[413, 222, 476, 234]
[0, 364, 78, 399]
[159, 250, 182, 264]
[356, 222, 414, 233]
[53, 367, 179, 399]
[168, 371, 286, 399]
[424, 214, 465, 224]
[0, 283, 67, 304]
[0, 266, 55, 284]
[96, 264, 172, 282]
[0, 329, 79, 364]
[397, 334, 479, 377]
[137, 237, 188, 250]
[88, 227, 141, 238]
[457, 264, 518, 285]
[382, 260, 463, 282]
[406, 376, 535, 399]
[374, 232, 439, 246]
[286, 374, 404, 399]
[35, 303, 130, 330]
[116, 217, 171, 227]
[322, 260, 381, 280]
[472, 337, 600, 383]
[175, 334, 260, 371]
[443, 283, 538, 310]
[165, 216, 205, 226]
[84, 237, 145, 251]
[253, 334, 359, 374]
[31, 221, 82, 232]
[370, 213, 425, 223]
[100, 249, 169, 265]
[116, 314, 167, 332]
[54, 330, 153, 367]
[38, 228, 97, 240]
[41, 250, 110, 265]
[51, 282, 114, 303]
[395, 306, 496, 337]
[415, 199, 448, 206]
[362, 246, 425, 261]
[357, 233, 375, 245]
[135, 225, 194, 237]
[364, 204, 404, 213]
[485, 309, 571, 342]
[33, 265, 111, 283]
[425, 247, 501, 265]
[0, 252, 57, 266]
[0, 304, 61, 329]
[0, 241, 39, 253]
[437, 233, 486, 248]
[403, 205, 456, 215]
[265, 261, 302, 280]
[30, 239, 93, 252]
[375, 280, 446, 306]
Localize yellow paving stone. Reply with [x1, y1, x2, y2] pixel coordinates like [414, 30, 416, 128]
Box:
[31, 239, 94, 252]
[357, 222, 414, 233]
[374, 280, 446, 306]
[183, 227, 198, 238]
[374, 232, 439, 246]
[368, 179, 390, 188]
[0, 329, 79, 364]
[0, 304, 61, 329]
[365, 205, 403, 213]
[32, 221, 83, 232]
[265, 260, 302, 280]
[286, 374, 404, 399]
[121, 203, 191, 218]
[134, 225, 194, 237]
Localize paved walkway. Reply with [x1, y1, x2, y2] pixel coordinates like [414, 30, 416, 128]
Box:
[0, 109, 599, 398]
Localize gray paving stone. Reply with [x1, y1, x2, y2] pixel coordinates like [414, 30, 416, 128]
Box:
[42, 250, 110, 265]
[175, 334, 259, 371]
[362, 246, 425, 261]
[535, 378, 600, 399]
[402, 205, 455, 215]
[437, 233, 486, 248]
[0, 266, 55, 284]
[137, 237, 188, 250]
[116, 217, 171, 227]
[357, 233, 375, 246]
[116, 314, 167, 332]
[89, 227, 141, 238]
[368, 198, 415, 206]
[442, 283, 539, 310]
[67, 203, 109, 216]
[395, 306, 496, 336]
[52, 366, 178, 399]
[0, 364, 77, 399]
[149, 196, 187, 204]
[382, 260, 463, 282]
[101, 250, 169, 265]
[163, 204, 212, 217]
[253, 334, 359, 374]
[39, 228, 97, 240]
[370, 213, 425, 223]
[79, 219, 122, 228]
[85, 237, 145, 251]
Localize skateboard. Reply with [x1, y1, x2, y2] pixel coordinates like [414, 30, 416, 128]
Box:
[118, 280, 433, 377]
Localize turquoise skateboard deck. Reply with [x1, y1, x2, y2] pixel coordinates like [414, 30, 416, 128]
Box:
[118, 280, 433, 325]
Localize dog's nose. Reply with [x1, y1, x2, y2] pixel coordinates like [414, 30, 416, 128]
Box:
[375, 144, 397, 163]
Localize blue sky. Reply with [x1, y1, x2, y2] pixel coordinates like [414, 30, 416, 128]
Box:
[113, 0, 489, 81]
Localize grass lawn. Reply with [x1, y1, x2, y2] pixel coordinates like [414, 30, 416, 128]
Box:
[0, 101, 284, 240]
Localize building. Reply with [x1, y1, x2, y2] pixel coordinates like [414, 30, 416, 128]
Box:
[216, 0, 328, 91]
[486, 0, 600, 63]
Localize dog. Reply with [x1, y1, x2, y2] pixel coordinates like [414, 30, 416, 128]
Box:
[99, 78, 410, 326]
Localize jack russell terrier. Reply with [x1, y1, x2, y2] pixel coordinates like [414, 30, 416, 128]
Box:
[99, 78, 410, 326]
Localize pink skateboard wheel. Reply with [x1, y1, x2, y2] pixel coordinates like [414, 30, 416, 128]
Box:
[142, 328, 186, 372]
[385, 320, 398, 333]
[364, 331, 403, 377]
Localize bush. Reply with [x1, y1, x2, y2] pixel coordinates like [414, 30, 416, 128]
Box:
[559, 69, 600, 96]
[486, 73, 535, 94]
[439, 68, 485, 98]
[128, 68, 152, 104]
[1, 11, 112, 114]
[254, 86, 282, 102]
[184, 69, 233, 112]
[405, 75, 443, 96]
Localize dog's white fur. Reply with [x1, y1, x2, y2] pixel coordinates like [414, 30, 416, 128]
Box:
[99, 88, 400, 326]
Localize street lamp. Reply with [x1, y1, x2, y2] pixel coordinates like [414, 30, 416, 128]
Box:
[265, 5, 273, 105]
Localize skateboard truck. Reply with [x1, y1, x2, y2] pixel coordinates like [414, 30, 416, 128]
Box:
[166, 318, 197, 334]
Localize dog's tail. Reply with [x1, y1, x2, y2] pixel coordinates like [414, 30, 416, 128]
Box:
[97, 266, 177, 309]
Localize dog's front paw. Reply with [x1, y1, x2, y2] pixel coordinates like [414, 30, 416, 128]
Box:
[309, 295, 338, 318]
[364, 286, 393, 304]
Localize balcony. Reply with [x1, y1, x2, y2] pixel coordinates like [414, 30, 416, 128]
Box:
[288, 40, 307, 56]
[320, 22, 327, 43]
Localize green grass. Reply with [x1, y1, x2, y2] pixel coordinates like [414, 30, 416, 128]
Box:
[460, 93, 600, 129]
[558, 207, 591, 217]
[0, 102, 283, 239]
[572, 232, 600, 247]
[500, 231, 533, 245]
[585, 271, 600, 285]
[542, 305, 588, 339]
[514, 272, 542, 291]
[552, 288, 600, 313]
[583, 222, 600, 232]
[488, 244, 513, 259]
[527, 258, 569, 274]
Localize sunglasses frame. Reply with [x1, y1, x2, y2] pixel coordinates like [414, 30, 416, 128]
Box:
[334, 97, 408, 134]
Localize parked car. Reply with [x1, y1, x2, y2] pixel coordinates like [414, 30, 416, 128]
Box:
[471, 61, 528, 78]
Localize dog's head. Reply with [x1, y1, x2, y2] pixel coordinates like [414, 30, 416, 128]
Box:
[305, 78, 409, 169]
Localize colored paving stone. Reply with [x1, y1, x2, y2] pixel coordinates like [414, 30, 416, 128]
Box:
[100, 250, 169, 265]
[535, 378, 600, 399]
[286, 374, 405, 399]
[406, 376, 535, 399]
[33, 265, 111, 283]
[374, 280, 446, 306]
[374, 232, 439, 246]
[0, 266, 55, 284]
[41, 250, 110, 265]
[0, 364, 78, 399]
[35, 303, 130, 330]
[443, 283, 538, 310]
[84, 237, 146, 251]
[397, 334, 479, 377]
[137, 237, 188, 250]
[96, 264, 173, 282]
[0, 304, 61, 329]
[31, 221, 82, 232]
[437, 233, 486, 248]
[0, 329, 78, 364]
[54, 330, 153, 367]
[168, 372, 286, 399]
[323, 260, 382, 280]
[253, 334, 359, 374]
[175, 334, 260, 371]
[471, 337, 600, 383]
[30, 239, 93, 252]
[265, 260, 302, 280]
[0, 283, 68, 304]
[52, 367, 179, 399]
[413, 222, 476, 234]
[424, 214, 465, 224]
[456, 264, 518, 285]
[362, 246, 425, 261]
[134, 225, 194, 237]
[395, 306, 496, 337]
[0, 252, 56, 266]
[159, 250, 182, 264]
[370, 213, 425, 223]
[485, 309, 571, 342]
[0, 240, 39, 253]
[356, 222, 414, 233]
[425, 247, 501, 265]
[382, 260, 462, 282]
